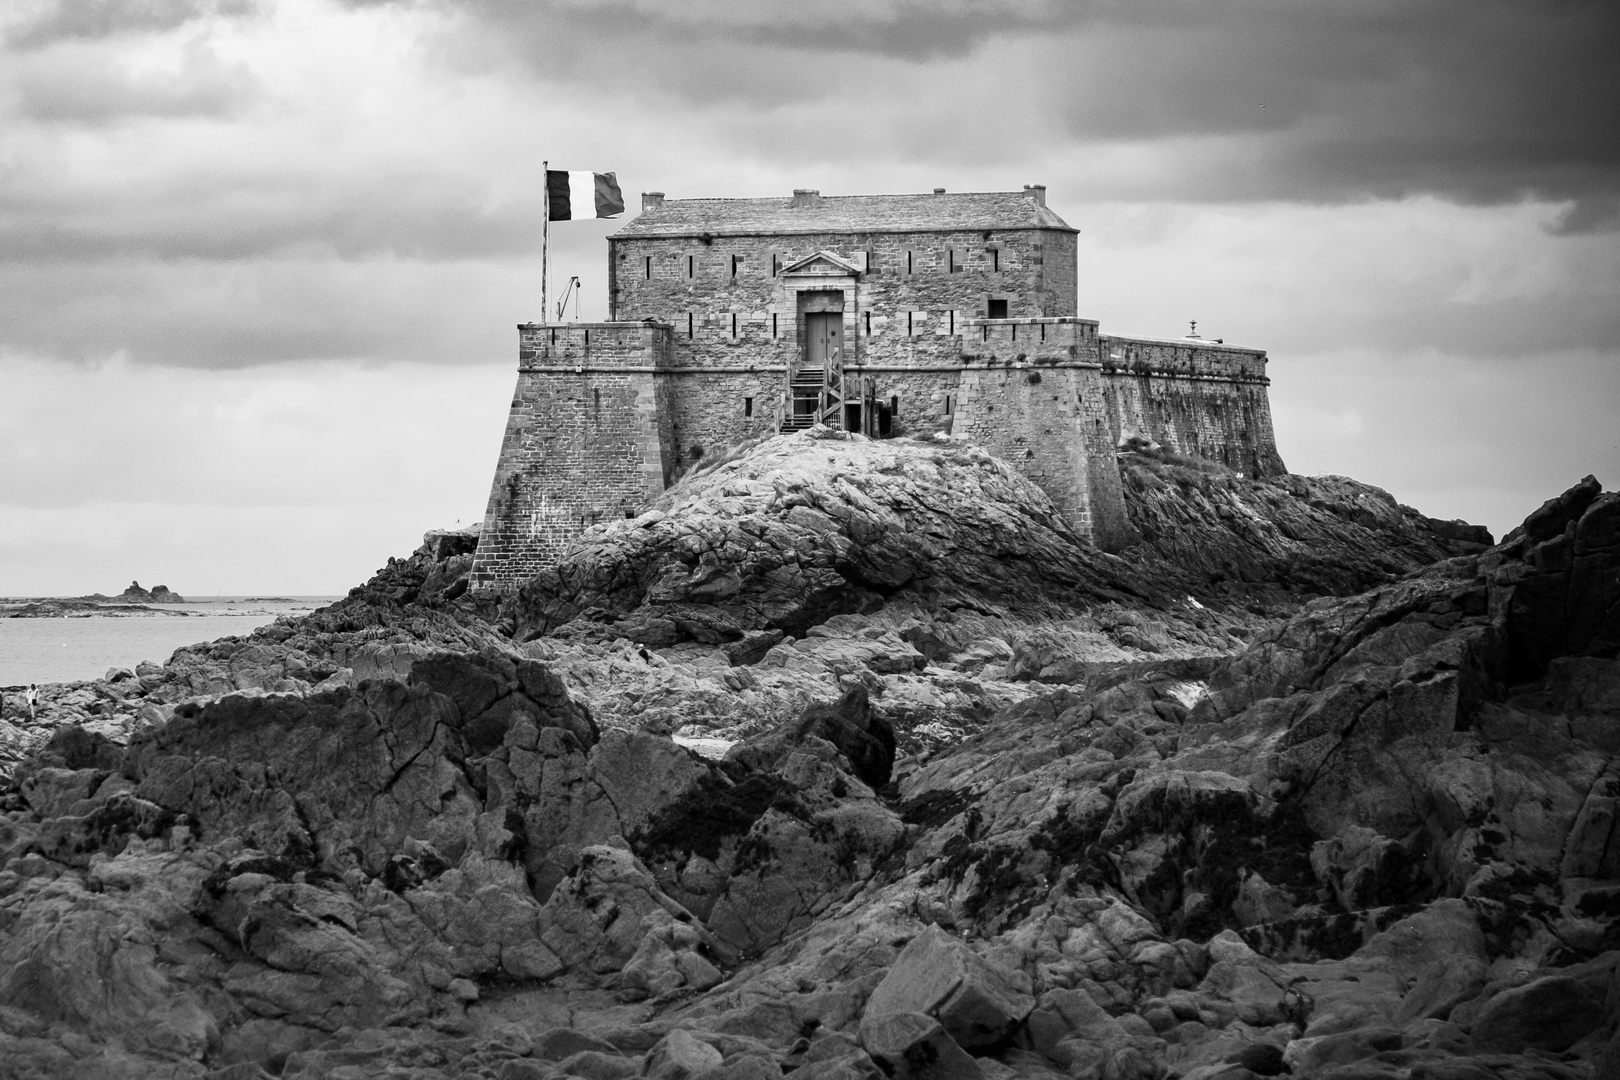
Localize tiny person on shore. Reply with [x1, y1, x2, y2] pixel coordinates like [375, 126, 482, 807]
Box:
[27, 683, 38, 723]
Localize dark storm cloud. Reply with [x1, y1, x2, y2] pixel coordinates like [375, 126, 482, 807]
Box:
[6, 0, 258, 50]
[0, 182, 548, 263]
[438, 0, 1620, 227]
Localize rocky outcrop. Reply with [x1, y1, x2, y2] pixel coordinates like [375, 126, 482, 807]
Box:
[6, 441, 1612, 1080]
[119, 581, 185, 604]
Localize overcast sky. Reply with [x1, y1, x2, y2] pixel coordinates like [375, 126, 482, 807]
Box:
[2, 0, 1616, 595]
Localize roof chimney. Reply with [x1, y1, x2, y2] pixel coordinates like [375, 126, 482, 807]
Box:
[1023, 184, 1046, 206]
[641, 192, 665, 211]
[791, 188, 822, 208]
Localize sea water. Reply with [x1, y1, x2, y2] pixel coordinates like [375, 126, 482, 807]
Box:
[0, 598, 340, 686]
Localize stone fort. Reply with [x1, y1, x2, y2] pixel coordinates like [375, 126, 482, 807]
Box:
[470, 185, 1286, 592]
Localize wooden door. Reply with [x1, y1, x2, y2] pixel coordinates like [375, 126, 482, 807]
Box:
[805, 312, 843, 371]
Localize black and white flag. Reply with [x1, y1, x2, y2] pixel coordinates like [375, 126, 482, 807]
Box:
[546, 170, 625, 220]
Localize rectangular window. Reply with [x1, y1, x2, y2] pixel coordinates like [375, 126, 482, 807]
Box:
[745, 397, 754, 417]
[991, 248, 1000, 273]
[687, 255, 694, 278]
[987, 298, 1008, 319]
[644, 255, 652, 279]
[687, 312, 694, 338]
[891, 395, 899, 416]
[731, 254, 741, 278]
[945, 395, 952, 415]
[866, 248, 877, 273]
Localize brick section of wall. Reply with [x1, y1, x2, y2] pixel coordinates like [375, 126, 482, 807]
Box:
[469, 323, 674, 593]
[1097, 335, 1287, 479]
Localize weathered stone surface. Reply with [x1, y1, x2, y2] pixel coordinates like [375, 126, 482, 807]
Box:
[4, 460, 1616, 1080]
[864, 925, 1035, 1049]
[1467, 954, 1618, 1054]
[645, 1029, 724, 1080]
[858, 1011, 981, 1080]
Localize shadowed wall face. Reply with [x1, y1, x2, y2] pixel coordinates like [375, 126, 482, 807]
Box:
[470, 324, 670, 592]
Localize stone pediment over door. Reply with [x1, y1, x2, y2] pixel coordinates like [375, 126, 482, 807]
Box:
[779, 251, 863, 278]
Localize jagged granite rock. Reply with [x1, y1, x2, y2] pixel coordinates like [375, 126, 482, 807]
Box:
[3, 451, 1614, 1080]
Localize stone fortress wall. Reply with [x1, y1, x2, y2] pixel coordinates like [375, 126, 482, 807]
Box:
[469, 323, 670, 591]
[471, 187, 1285, 593]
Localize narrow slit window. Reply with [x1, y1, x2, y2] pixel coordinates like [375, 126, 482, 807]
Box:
[687, 312, 694, 338]
[945, 395, 952, 415]
[947, 248, 955, 273]
[687, 255, 694, 278]
[644, 255, 652, 279]
[731, 255, 741, 278]
[1040, 323, 1046, 342]
[731, 312, 738, 337]
[1012, 324, 1018, 341]
[991, 248, 1000, 272]
[890, 395, 899, 416]
[906, 250, 913, 274]
[907, 311, 914, 336]
[594, 388, 600, 415]
[866, 249, 876, 273]
[864, 311, 871, 335]
[745, 397, 754, 417]
[948, 310, 955, 334]
[772, 313, 778, 337]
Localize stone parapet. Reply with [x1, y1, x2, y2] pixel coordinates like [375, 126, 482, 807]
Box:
[1098, 334, 1269, 383]
[518, 321, 673, 371]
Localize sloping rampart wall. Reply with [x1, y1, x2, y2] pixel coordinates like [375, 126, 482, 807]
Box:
[469, 323, 672, 593]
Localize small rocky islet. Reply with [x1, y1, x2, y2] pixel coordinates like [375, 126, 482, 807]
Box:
[0, 430, 1616, 1080]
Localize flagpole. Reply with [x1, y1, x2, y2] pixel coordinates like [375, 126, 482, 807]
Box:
[541, 159, 549, 324]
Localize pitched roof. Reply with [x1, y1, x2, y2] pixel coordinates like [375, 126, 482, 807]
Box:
[612, 190, 1075, 238]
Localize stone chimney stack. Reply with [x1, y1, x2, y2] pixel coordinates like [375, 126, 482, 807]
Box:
[1023, 184, 1047, 206]
[641, 192, 665, 211]
[791, 188, 822, 208]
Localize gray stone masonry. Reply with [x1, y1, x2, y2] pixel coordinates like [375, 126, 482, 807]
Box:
[470, 187, 1286, 592]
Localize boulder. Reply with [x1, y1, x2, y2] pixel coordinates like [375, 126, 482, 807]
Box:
[536, 845, 701, 980]
[726, 684, 896, 790]
[1394, 957, 1490, 1025]
[858, 1012, 981, 1080]
[645, 1029, 724, 1080]
[863, 925, 1035, 1049]
[1468, 958, 1616, 1053]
